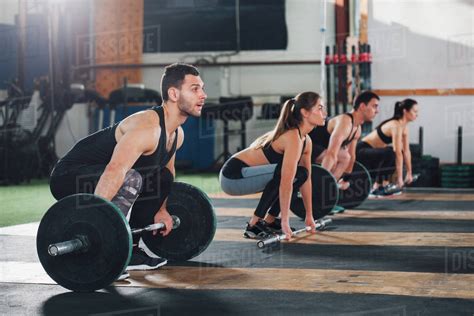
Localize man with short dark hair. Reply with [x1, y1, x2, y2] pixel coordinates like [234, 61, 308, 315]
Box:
[49, 63, 207, 272]
[309, 91, 380, 189]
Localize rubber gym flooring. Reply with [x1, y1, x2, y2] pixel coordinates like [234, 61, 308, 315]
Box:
[1, 189, 474, 315]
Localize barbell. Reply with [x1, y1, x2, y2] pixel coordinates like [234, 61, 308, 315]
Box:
[257, 217, 333, 248]
[47, 216, 181, 257]
[36, 182, 216, 292]
[383, 173, 421, 195]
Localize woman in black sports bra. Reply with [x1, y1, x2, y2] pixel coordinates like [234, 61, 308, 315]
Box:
[219, 92, 326, 240]
[357, 99, 418, 194]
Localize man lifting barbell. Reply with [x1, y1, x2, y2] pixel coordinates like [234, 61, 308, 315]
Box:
[48, 63, 207, 272]
[308, 91, 380, 210]
[309, 91, 380, 184]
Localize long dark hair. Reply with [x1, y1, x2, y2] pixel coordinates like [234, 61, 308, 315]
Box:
[252, 91, 321, 149]
[377, 98, 417, 128]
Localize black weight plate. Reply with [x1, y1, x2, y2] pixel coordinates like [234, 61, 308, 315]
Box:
[338, 161, 372, 209]
[291, 164, 339, 220]
[141, 182, 216, 261]
[415, 157, 440, 169]
[36, 194, 132, 292]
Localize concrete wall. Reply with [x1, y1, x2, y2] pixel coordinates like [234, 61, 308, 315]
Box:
[368, 0, 474, 162]
[372, 96, 473, 163]
[0, 0, 18, 25]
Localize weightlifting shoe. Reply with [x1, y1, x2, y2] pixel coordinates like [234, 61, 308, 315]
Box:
[126, 247, 167, 271]
[383, 184, 403, 196]
[330, 205, 345, 214]
[370, 184, 402, 198]
[368, 187, 384, 198]
[265, 217, 295, 234]
[243, 219, 273, 239]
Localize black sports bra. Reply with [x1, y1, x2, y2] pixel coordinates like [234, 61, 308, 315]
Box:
[376, 119, 394, 145]
[262, 129, 307, 164]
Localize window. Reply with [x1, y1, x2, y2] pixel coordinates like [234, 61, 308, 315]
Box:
[143, 0, 287, 52]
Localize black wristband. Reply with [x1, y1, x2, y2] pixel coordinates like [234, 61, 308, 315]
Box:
[342, 173, 351, 182]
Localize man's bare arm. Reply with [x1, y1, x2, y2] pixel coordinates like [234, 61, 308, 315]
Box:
[344, 128, 360, 174]
[322, 117, 351, 172]
[94, 128, 157, 200]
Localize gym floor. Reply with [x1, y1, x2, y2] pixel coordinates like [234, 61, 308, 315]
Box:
[1, 185, 474, 315]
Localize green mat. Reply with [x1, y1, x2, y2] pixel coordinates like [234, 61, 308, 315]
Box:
[0, 173, 221, 227]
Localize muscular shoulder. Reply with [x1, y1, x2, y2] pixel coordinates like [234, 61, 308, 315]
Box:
[120, 110, 158, 131]
[117, 110, 160, 145]
[330, 114, 352, 135]
[337, 114, 353, 125]
[328, 114, 349, 127]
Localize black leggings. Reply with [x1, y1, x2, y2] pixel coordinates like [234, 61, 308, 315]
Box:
[50, 163, 173, 245]
[356, 142, 395, 185]
[255, 165, 308, 219]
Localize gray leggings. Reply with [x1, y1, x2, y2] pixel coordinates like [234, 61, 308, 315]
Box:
[219, 163, 278, 195]
[219, 157, 308, 218]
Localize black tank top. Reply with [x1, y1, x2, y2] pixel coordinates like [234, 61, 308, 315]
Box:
[56, 106, 178, 177]
[308, 113, 359, 149]
[376, 119, 394, 144]
[262, 128, 307, 164]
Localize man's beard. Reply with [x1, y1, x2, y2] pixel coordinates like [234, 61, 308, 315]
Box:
[364, 113, 374, 123]
[177, 101, 201, 118]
